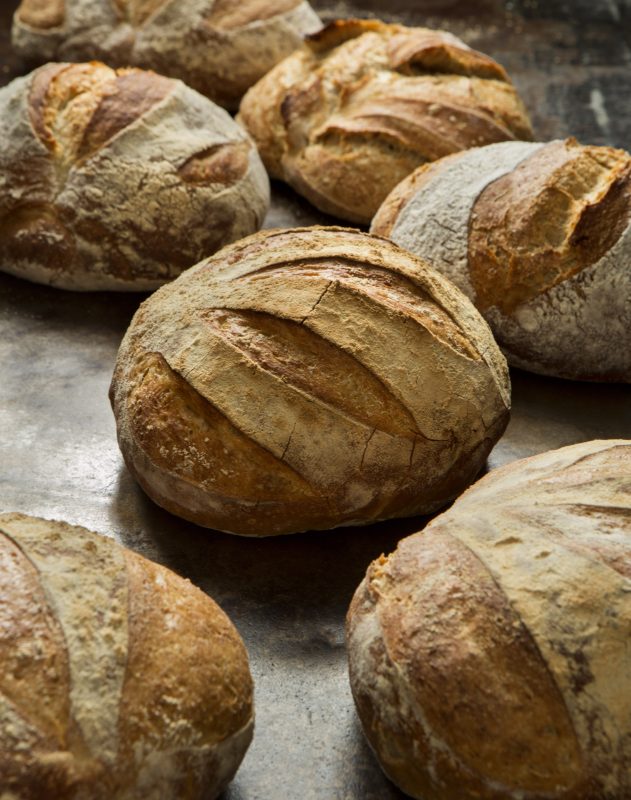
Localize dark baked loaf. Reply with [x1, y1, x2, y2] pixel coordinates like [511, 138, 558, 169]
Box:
[347, 439, 631, 800]
[12, 0, 322, 110]
[373, 138, 631, 381]
[0, 512, 254, 800]
[238, 19, 533, 224]
[0, 62, 269, 291]
[110, 226, 511, 536]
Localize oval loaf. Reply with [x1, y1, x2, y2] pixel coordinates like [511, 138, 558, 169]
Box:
[12, 0, 322, 110]
[0, 61, 269, 291]
[110, 226, 511, 536]
[347, 439, 631, 800]
[373, 138, 631, 381]
[0, 512, 254, 800]
[238, 18, 533, 224]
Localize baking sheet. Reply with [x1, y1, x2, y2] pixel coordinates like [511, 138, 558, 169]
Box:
[1, 1, 631, 797]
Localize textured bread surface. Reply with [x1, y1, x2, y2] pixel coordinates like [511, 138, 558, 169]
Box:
[373, 137, 631, 381]
[110, 226, 511, 536]
[0, 512, 254, 800]
[238, 18, 533, 224]
[0, 61, 269, 291]
[347, 439, 631, 800]
[12, 0, 322, 110]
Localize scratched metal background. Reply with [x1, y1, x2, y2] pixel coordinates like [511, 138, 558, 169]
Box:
[1, 1, 631, 798]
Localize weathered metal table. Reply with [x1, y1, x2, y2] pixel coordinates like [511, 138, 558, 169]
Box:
[1, 1, 630, 797]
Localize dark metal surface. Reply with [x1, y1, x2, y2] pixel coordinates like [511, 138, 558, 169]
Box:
[1, 2, 631, 798]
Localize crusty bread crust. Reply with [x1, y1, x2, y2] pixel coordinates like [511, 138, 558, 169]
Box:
[110, 226, 511, 536]
[12, 0, 322, 110]
[374, 138, 631, 381]
[347, 439, 631, 800]
[238, 18, 533, 224]
[0, 62, 269, 291]
[0, 512, 254, 800]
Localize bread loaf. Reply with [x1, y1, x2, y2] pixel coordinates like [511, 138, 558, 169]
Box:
[0, 512, 253, 799]
[12, 0, 322, 110]
[373, 138, 631, 381]
[110, 226, 511, 536]
[0, 61, 269, 291]
[347, 439, 631, 800]
[238, 19, 533, 224]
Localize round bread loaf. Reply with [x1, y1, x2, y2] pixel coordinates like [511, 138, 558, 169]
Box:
[0, 512, 253, 799]
[373, 138, 631, 381]
[347, 439, 631, 800]
[238, 19, 533, 224]
[0, 61, 269, 291]
[109, 226, 511, 536]
[12, 0, 322, 110]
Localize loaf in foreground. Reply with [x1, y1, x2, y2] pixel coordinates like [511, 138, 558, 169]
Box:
[110, 226, 511, 536]
[0, 62, 269, 291]
[0, 513, 253, 799]
[347, 439, 631, 800]
[238, 19, 533, 224]
[12, 0, 322, 110]
[373, 138, 631, 381]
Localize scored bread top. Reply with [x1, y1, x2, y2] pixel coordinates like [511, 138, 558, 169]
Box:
[347, 440, 631, 800]
[0, 512, 253, 800]
[373, 138, 631, 380]
[238, 18, 533, 223]
[110, 226, 511, 536]
[13, 0, 322, 109]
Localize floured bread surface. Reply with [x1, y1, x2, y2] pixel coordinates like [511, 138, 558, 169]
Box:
[12, 0, 322, 109]
[0, 512, 254, 800]
[110, 226, 511, 536]
[0, 62, 269, 291]
[373, 138, 631, 381]
[347, 439, 631, 800]
[238, 18, 533, 224]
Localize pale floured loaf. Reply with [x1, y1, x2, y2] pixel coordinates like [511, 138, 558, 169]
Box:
[373, 138, 631, 381]
[109, 226, 511, 537]
[347, 439, 631, 800]
[12, 0, 322, 110]
[238, 19, 533, 224]
[0, 512, 254, 800]
[0, 62, 269, 291]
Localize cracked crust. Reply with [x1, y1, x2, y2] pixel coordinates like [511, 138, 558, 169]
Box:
[0, 62, 269, 291]
[12, 0, 322, 110]
[0, 512, 254, 800]
[373, 138, 631, 381]
[347, 439, 631, 800]
[110, 226, 511, 536]
[238, 18, 532, 224]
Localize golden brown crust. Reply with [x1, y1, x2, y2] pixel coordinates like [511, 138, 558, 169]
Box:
[0, 513, 254, 800]
[469, 138, 631, 314]
[111, 226, 511, 536]
[347, 440, 631, 800]
[206, 0, 302, 30]
[16, 0, 65, 28]
[239, 18, 533, 223]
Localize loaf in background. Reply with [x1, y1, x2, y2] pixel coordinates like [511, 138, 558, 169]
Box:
[347, 439, 631, 800]
[12, 0, 322, 110]
[110, 226, 511, 536]
[0, 61, 269, 291]
[373, 138, 631, 381]
[238, 19, 533, 224]
[0, 512, 254, 800]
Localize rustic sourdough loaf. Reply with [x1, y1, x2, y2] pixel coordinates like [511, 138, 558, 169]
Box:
[373, 138, 631, 381]
[0, 512, 253, 800]
[110, 227, 511, 536]
[12, 0, 322, 110]
[238, 18, 533, 224]
[0, 61, 269, 291]
[347, 439, 631, 800]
